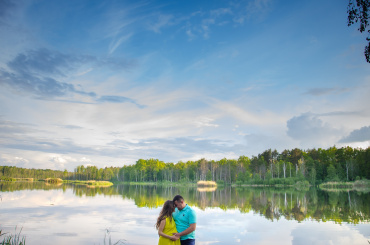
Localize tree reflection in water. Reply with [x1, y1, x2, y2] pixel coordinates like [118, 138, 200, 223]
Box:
[1, 182, 369, 224]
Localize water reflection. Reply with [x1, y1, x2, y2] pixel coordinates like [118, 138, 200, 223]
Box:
[1, 182, 369, 224]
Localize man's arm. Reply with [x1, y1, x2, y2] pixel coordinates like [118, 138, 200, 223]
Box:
[173, 223, 196, 237]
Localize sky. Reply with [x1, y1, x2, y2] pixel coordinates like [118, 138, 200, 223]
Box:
[0, 0, 370, 171]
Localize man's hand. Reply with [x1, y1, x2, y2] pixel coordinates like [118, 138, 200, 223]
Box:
[172, 233, 180, 237]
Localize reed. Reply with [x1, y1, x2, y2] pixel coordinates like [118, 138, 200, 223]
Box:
[44, 178, 63, 184]
[0, 227, 26, 245]
[319, 181, 353, 189]
[103, 229, 125, 245]
[197, 180, 217, 186]
[88, 181, 113, 187]
[64, 180, 113, 187]
[197, 187, 217, 192]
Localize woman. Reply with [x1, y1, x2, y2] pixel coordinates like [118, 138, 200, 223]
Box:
[156, 200, 180, 245]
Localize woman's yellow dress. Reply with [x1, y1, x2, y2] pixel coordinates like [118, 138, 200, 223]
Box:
[158, 216, 181, 245]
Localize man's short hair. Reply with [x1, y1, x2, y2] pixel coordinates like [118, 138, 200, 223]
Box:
[173, 195, 184, 203]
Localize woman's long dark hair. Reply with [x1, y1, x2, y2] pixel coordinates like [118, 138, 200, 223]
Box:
[155, 200, 174, 230]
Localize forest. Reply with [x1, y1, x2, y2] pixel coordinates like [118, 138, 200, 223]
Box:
[0, 146, 370, 184]
[1, 146, 369, 185]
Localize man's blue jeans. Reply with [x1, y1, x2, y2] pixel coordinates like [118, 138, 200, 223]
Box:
[180, 239, 195, 245]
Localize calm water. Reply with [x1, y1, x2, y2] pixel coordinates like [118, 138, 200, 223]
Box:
[0, 182, 369, 245]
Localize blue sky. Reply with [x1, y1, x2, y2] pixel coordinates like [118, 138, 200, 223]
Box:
[0, 0, 370, 170]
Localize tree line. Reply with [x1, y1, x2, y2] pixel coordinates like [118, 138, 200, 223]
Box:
[1, 146, 369, 185]
[117, 146, 370, 185]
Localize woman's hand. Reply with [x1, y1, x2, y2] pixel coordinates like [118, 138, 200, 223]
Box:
[170, 235, 179, 241]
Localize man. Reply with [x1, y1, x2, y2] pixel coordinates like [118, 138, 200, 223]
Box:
[172, 195, 196, 245]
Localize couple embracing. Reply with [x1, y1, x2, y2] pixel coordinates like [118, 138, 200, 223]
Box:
[156, 195, 196, 245]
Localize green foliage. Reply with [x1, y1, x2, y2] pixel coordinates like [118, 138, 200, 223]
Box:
[235, 180, 243, 186]
[347, 0, 370, 63]
[1, 146, 369, 187]
[216, 180, 225, 186]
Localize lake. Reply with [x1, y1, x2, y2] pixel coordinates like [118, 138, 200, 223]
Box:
[0, 182, 369, 245]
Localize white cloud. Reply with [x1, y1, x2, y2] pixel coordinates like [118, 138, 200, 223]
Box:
[194, 117, 219, 128]
[286, 113, 342, 148]
[80, 157, 92, 163]
[0, 154, 29, 167]
[339, 125, 370, 143]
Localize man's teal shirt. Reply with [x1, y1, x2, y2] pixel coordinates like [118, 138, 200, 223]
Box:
[172, 204, 196, 240]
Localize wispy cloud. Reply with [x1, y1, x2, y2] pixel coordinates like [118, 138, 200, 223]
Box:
[230, 0, 273, 24]
[246, 0, 273, 20]
[97, 95, 145, 108]
[0, 48, 139, 105]
[148, 14, 174, 33]
[108, 33, 133, 54]
[303, 87, 350, 96]
[210, 8, 233, 17]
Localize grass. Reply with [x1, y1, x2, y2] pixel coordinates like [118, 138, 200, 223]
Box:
[64, 180, 113, 187]
[319, 181, 353, 189]
[0, 227, 126, 245]
[120, 181, 197, 187]
[44, 178, 63, 184]
[0, 177, 16, 182]
[319, 179, 370, 192]
[102, 229, 125, 245]
[0, 227, 26, 245]
[88, 181, 113, 187]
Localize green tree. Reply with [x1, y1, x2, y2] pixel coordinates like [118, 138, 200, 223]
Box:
[327, 164, 338, 181]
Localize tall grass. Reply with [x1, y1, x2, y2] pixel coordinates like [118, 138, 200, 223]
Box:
[88, 181, 113, 187]
[63, 180, 113, 187]
[44, 178, 63, 184]
[0, 227, 26, 245]
[103, 229, 125, 245]
[197, 181, 217, 186]
[319, 181, 353, 189]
